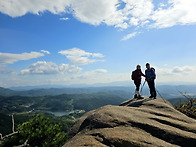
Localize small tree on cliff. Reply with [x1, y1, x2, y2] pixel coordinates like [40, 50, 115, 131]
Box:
[0, 114, 68, 147]
[174, 92, 196, 119]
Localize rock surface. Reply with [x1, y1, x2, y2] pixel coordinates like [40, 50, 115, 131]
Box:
[64, 98, 196, 147]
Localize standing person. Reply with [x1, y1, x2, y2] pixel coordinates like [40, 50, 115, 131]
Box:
[131, 65, 145, 98]
[145, 63, 157, 99]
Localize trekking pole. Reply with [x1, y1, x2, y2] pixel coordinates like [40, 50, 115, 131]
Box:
[156, 88, 167, 103]
[155, 88, 163, 99]
[140, 80, 146, 94]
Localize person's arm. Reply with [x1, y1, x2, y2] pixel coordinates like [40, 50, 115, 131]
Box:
[145, 70, 148, 80]
[141, 71, 145, 77]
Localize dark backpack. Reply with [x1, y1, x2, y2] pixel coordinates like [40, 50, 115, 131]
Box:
[131, 71, 135, 80]
[151, 67, 156, 79]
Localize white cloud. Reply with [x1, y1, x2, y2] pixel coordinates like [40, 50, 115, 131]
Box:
[151, 0, 196, 28]
[58, 69, 108, 84]
[129, 17, 139, 26]
[1, 0, 196, 33]
[3, 64, 196, 87]
[37, 69, 108, 86]
[0, 0, 71, 17]
[172, 67, 191, 73]
[121, 32, 139, 40]
[123, 0, 154, 20]
[59, 48, 104, 65]
[155, 65, 196, 83]
[20, 61, 82, 75]
[0, 0, 196, 30]
[59, 64, 82, 74]
[41, 50, 50, 54]
[0, 0, 154, 29]
[71, 0, 121, 26]
[0, 52, 44, 67]
[60, 17, 70, 21]
[92, 69, 108, 73]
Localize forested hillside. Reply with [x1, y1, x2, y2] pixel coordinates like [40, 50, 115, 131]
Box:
[0, 92, 127, 136]
[0, 93, 127, 114]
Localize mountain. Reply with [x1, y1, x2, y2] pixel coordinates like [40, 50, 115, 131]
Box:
[0, 87, 16, 96]
[0, 86, 132, 98]
[1, 84, 196, 99]
[64, 97, 196, 147]
[0, 93, 129, 114]
[167, 97, 188, 106]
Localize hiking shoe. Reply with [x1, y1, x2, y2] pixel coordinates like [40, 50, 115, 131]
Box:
[134, 94, 138, 98]
[149, 96, 153, 98]
[138, 95, 144, 99]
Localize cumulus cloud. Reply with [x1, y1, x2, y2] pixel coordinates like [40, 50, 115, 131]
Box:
[41, 50, 50, 54]
[0, 0, 71, 17]
[1, 0, 196, 34]
[129, 17, 139, 26]
[151, 0, 196, 28]
[1, 0, 196, 30]
[0, 52, 44, 67]
[172, 66, 192, 74]
[36, 68, 108, 86]
[155, 65, 196, 83]
[59, 48, 104, 65]
[71, 0, 128, 28]
[20, 61, 82, 75]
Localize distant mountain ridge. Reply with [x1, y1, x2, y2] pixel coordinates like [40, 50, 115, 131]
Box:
[0, 86, 132, 98]
[1, 84, 196, 99]
[0, 87, 16, 96]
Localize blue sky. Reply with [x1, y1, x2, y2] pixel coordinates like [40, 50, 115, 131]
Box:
[0, 0, 196, 87]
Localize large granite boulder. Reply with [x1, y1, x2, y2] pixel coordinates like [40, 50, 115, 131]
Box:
[64, 98, 196, 147]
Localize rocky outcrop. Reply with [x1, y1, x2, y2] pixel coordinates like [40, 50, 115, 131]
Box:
[64, 98, 196, 147]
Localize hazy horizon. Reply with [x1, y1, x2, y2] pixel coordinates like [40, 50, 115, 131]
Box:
[2, 80, 196, 90]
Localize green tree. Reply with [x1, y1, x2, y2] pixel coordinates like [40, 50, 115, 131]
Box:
[174, 92, 196, 119]
[1, 115, 68, 147]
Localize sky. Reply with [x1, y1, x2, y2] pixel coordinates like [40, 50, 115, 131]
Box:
[0, 0, 196, 88]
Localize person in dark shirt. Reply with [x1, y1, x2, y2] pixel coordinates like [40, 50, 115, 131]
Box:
[145, 63, 156, 99]
[132, 65, 145, 98]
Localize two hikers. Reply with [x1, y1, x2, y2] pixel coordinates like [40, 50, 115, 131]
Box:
[131, 63, 156, 99]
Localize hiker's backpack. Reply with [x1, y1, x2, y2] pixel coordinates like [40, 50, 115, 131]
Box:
[151, 67, 156, 79]
[131, 71, 135, 80]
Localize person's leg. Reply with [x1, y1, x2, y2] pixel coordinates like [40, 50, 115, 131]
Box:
[134, 81, 140, 98]
[134, 81, 138, 98]
[151, 80, 157, 98]
[136, 82, 141, 97]
[136, 82, 140, 91]
[147, 81, 153, 98]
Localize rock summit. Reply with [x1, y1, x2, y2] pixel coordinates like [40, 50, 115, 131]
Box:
[64, 97, 196, 147]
